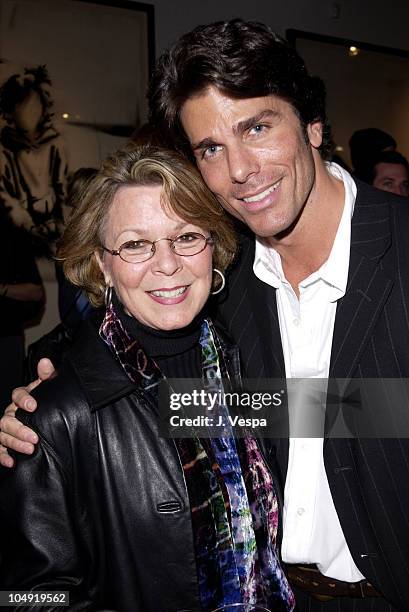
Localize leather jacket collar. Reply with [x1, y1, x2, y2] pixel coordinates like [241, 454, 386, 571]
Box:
[67, 313, 241, 413]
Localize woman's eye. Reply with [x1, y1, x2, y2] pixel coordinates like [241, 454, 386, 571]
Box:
[123, 240, 150, 251]
[175, 233, 196, 243]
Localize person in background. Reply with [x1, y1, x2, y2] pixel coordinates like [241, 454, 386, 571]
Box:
[360, 150, 409, 197]
[56, 167, 97, 327]
[64, 167, 98, 213]
[0, 210, 44, 408]
[349, 127, 396, 181]
[0, 144, 294, 612]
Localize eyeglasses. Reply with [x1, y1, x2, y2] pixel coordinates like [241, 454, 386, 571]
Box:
[101, 232, 213, 264]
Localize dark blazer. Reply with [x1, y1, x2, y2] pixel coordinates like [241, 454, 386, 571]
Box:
[214, 181, 409, 611]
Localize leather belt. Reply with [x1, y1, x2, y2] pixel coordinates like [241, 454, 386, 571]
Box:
[286, 564, 382, 601]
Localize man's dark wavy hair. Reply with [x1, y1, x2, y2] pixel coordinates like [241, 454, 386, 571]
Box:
[149, 19, 332, 159]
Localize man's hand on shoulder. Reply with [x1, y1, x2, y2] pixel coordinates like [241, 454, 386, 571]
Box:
[0, 358, 56, 468]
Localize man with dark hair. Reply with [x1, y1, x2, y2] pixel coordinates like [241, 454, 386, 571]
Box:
[362, 150, 409, 197]
[150, 20, 332, 160]
[146, 22, 409, 611]
[2, 19, 409, 611]
[349, 127, 397, 180]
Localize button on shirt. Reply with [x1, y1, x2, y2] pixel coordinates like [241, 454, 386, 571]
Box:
[253, 163, 364, 582]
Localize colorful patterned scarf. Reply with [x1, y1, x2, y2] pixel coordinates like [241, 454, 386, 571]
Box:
[99, 302, 294, 611]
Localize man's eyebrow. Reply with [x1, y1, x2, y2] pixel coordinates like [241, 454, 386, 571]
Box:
[234, 109, 280, 135]
[190, 109, 280, 151]
[191, 137, 217, 152]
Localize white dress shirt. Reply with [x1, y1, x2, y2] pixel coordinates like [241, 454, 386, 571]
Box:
[253, 163, 365, 582]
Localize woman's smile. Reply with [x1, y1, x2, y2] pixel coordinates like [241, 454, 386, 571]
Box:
[147, 284, 190, 304]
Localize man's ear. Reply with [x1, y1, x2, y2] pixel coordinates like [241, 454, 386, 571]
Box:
[307, 121, 323, 149]
[94, 250, 112, 286]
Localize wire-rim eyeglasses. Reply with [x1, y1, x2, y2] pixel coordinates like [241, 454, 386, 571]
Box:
[101, 232, 213, 264]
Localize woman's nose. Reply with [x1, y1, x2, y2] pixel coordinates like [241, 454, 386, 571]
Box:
[151, 240, 182, 275]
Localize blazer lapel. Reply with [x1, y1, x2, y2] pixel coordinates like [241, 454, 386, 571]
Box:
[236, 238, 291, 479]
[330, 183, 394, 380]
[224, 233, 289, 479]
[250, 269, 285, 379]
[220, 231, 285, 379]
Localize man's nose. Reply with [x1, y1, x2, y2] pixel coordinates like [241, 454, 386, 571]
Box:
[227, 145, 260, 184]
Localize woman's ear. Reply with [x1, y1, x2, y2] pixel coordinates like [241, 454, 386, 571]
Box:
[94, 250, 112, 286]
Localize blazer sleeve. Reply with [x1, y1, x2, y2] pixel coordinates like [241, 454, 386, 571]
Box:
[0, 376, 101, 611]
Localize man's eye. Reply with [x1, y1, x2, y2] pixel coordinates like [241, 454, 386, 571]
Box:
[203, 144, 222, 159]
[249, 124, 267, 135]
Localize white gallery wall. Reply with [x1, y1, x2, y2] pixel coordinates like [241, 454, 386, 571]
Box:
[143, 0, 409, 55]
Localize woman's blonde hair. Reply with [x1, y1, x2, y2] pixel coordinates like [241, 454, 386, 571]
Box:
[58, 145, 237, 307]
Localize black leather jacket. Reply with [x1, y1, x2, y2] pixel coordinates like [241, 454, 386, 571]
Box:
[0, 315, 274, 612]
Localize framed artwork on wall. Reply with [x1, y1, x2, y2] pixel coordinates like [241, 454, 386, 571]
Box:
[287, 29, 409, 172]
[0, 0, 155, 256]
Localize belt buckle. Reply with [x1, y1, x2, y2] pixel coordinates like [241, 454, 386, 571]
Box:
[311, 593, 336, 602]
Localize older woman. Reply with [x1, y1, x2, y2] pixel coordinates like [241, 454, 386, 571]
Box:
[0, 145, 293, 611]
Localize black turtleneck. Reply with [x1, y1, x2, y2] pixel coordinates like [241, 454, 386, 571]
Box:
[113, 293, 203, 381]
